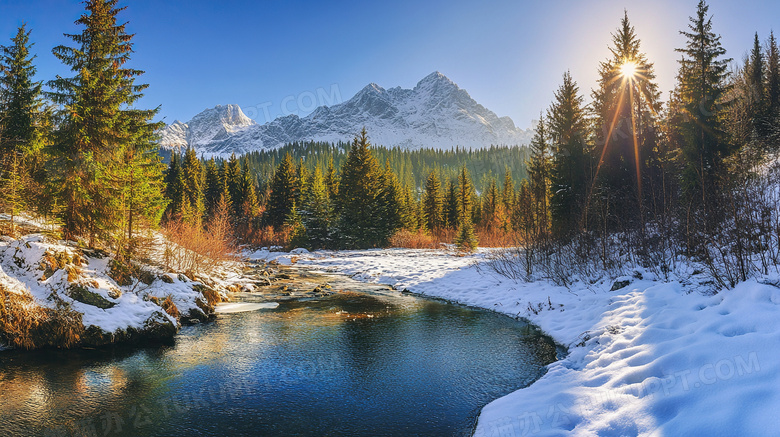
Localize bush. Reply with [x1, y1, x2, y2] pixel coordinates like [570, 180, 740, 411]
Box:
[389, 229, 436, 248]
[162, 217, 236, 276]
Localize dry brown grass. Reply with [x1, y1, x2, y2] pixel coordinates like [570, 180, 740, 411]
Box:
[0, 285, 84, 350]
[160, 295, 180, 320]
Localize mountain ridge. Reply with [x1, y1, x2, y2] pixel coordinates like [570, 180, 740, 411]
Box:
[160, 72, 532, 156]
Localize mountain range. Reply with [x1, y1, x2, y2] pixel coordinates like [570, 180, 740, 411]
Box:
[159, 72, 532, 156]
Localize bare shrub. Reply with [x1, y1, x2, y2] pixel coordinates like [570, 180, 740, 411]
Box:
[162, 213, 236, 276]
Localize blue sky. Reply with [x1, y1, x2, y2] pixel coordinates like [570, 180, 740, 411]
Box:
[1, 0, 777, 129]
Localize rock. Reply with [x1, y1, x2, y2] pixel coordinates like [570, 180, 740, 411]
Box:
[188, 318, 201, 324]
[276, 273, 291, 280]
[177, 273, 189, 282]
[160, 274, 174, 284]
[610, 280, 631, 291]
[67, 284, 116, 309]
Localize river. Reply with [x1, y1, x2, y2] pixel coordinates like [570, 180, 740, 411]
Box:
[0, 267, 559, 436]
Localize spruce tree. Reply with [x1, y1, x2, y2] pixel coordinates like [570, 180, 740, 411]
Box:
[225, 152, 243, 217]
[591, 11, 661, 229]
[377, 160, 403, 240]
[163, 153, 185, 220]
[48, 0, 161, 244]
[674, 0, 732, 210]
[455, 166, 478, 251]
[501, 169, 515, 216]
[0, 24, 43, 154]
[768, 31, 780, 118]
[526, 116, 552, 238]
[444, 179, 459, 229]
[181, 147, 205, 225]
[422, 171, 443, 232]
[325, 156, 339, 199]
[548, 71, 589, 236]
[266, 152, 298, 229]
[238, 162, 259, 218]
[746, 32, 768, 140]
[115, 115, 167, 242]
[336, 128, 390, 248]
[0, 25, 44, 233]
[299, 166, 334, 249]
[204, 158, 222, 219]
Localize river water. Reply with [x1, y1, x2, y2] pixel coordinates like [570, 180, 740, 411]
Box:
[0, 269, 558, 436]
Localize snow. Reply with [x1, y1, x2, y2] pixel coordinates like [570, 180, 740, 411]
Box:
[0, 233, 241, 346]
[247, 248, 780, 436]
[159, 72, 533, 157]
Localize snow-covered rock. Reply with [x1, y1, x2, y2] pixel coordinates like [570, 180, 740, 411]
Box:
[0, 235, 229, 349]
[159, 72, 533, 157]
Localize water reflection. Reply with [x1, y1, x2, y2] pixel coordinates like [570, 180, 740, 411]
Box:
[0, 287, 557, 437]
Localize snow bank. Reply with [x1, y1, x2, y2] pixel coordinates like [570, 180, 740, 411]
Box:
[0, 234, 234, 349]
[248, 248, 780, 436]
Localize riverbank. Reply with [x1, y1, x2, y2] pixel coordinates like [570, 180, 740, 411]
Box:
[249, 247, 780, 436]
[0, 231, 242, 350]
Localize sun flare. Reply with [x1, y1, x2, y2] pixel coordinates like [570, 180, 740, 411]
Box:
[619, 61, 638, 78]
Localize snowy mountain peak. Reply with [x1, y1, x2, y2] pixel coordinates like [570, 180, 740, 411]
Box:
[160, 72, 532, 157]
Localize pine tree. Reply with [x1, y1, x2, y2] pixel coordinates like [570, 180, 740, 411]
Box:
[377, 160, 403, 240]
[747, 33, 768, 140]
[768, 31, 780, 118]
[115, 115, 167, 242]
[454, 218, 478, 252]
[0, 24, 43, 154]
[299, 166, 334, 249]
[48, 0, 161, 244]
[325, 156, 339, 199]
[422, 171, 443, 232]
[266, 152, 298, 229]
[225, 153, 243, 217]
[480, 178, 506, 232]
[239, 162, 259, 218]
[336, 128, 392, 248]
[181, 147, 205, 225]
[501, 169, 515, 216]
[164, 153, 185, 220]
[674, 0, 732, 210]
[548, 71, 589, 236]
[454, 166, 478, 251]
[0, 25, 44, 233]
[526, 116, 552, 238]
[444, 179, 459, 229]
[456, 166, 474, 225]
[0, 151, 26, 236]
[591, 11, 661, 229]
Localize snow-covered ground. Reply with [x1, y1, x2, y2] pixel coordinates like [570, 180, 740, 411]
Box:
[248, 247, 780, 436]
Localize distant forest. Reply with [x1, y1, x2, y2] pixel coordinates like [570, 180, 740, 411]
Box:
[217, 141, 529, 195]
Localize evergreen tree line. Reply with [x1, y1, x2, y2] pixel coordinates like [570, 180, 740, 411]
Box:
[233, 140, 529, 196]
[501, 1, 780, 287]
[0, 0, 164, 259]
[172, 128, 509, 250]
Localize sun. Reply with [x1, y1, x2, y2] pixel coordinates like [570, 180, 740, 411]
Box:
[619, 61, 638, 78]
